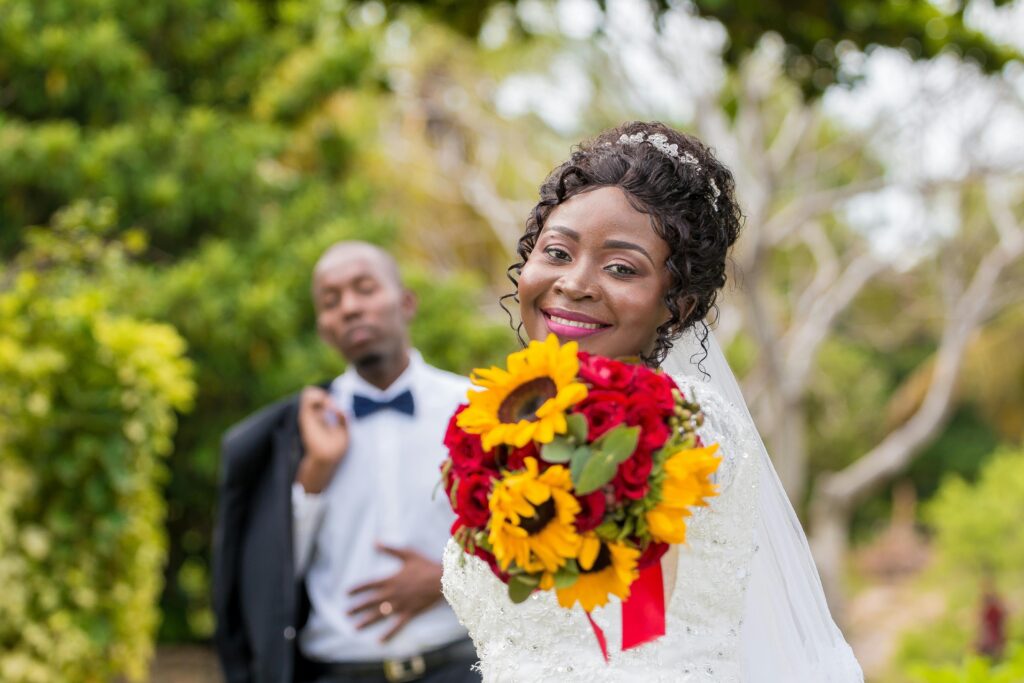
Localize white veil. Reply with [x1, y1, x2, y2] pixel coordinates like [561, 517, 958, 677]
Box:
[663, 328, 864, 682]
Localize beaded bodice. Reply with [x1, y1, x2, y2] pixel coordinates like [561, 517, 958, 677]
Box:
[441, 380, 762, 682]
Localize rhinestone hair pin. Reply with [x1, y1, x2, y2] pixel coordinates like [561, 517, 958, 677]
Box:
[617, 131, 721, 211]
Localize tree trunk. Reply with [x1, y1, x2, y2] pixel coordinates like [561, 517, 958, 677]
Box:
[809, 476, 851, 620]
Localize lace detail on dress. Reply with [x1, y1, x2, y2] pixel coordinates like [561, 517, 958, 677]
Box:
[441, 380, 763, 682]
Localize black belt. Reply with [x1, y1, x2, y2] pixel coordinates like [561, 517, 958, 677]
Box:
[308, 638, 476, 683]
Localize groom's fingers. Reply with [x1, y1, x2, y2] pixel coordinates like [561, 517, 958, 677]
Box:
[376, 544, 412, 560]
[380, 613, 413, 643]
[354, 606, 391, 630]
[347, 595, 383, 617]
[349, 578, 388, 596]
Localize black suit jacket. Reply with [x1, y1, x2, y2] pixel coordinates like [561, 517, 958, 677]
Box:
[213, 390, 316, 683]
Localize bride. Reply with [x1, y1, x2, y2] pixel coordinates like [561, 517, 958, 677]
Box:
[440, 122, 864, 682]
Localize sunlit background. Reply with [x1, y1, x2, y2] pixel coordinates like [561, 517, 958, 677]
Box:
[2, 0, 1023, 681]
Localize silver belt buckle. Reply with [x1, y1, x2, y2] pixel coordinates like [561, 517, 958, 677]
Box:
[383, 654, 426, 683]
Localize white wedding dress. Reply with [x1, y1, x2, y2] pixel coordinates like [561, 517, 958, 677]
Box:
[441, 332, 864, 682]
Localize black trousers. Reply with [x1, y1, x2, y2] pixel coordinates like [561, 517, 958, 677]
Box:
[305, 658, 479, 683]
[294, 642, 480, 683]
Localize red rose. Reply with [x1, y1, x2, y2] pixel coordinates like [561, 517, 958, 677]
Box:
[574, 490, 607, 532]
[612, 449, 653, 501]
[454, 472, 494, 528]
[630, 367, 676, 412]
[575, 390, 629, 441]
[504, 442, 539, 471]
[444, 406, 494, 475]
[638, 541, 669, 569]
[626, 402, 671, 455]
[578, 353, 637, 390]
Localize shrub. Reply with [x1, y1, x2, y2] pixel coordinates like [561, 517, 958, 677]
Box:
[0, 204, 195, 681]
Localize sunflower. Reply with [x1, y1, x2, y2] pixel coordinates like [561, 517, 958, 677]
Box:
[457, 334, 588, 451]
[548, 534, 640, 612]
[646, 444, 721, 545]
[488, 457, 581, 573]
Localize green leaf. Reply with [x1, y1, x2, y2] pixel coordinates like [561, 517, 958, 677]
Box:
[571, 426, 642, 495]
[508, 576, 535, 604]
[617, 516, 635, 540]
[541, 436, 574, 464]
[554, 562, 580, 589]
[574, 449, 621, 495]
[570, 446, 591, 483]
[595, 520, 619, 541]
[594, 425, 640, 464]
[566, 412, 589, 442]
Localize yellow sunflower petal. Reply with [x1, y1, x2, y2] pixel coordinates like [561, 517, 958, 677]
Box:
[578, 535, 601, 571]
[487, 459, 580, 575]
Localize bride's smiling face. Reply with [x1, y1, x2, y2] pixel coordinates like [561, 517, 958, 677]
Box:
[517, 186, 674, 360]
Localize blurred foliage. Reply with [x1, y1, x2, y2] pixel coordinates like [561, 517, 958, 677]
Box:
[0, 0, 377, 254]
[688, 0, 1020, 94]
[0, 0, 513, 648]
[894, 448, 1024, 675]
[0, 202, 195, 682]
[907, 646, 1024, 683]
[382, 0, 1019, 95]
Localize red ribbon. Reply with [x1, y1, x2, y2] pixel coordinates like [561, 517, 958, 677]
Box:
[622, 562, 666, 650]
[584, 612, 609, 662]
[585, 562, 666, 661]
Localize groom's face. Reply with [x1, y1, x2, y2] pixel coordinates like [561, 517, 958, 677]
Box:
[312, 248, 415, 368]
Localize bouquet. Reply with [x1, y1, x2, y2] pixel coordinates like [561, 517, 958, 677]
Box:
[441, 334, 721, 650]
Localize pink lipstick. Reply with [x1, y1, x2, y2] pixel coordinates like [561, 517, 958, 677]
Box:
[541, 308, 611, 340]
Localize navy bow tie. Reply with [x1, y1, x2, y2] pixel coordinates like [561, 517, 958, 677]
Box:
[352, 390, 415, 418]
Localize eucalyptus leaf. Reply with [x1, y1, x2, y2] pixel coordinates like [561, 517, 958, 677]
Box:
[541, 436, 574, 464]
[570, 446, 592, 485]
[554, 567, 580, 590]
[514, 572, 540, 586]
[508, 576, 534, 604]
[566, 412, 589, 442]
[594, 425, 641, 464]
[595, 520, 619, 541]
[574, 450, 620, 495]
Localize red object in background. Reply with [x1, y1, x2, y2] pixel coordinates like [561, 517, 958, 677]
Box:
[976, 587, 1007, 660]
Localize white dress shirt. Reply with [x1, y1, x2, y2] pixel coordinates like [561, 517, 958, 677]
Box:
[292, 350, 470, 662]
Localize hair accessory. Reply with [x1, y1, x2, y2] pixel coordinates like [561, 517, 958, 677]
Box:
[616, 131, 720, 211]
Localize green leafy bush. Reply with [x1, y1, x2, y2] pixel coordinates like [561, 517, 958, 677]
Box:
[0, 205, 195, 682]
[908, 646, 1024, 683]
[896, 448, 1024, 676]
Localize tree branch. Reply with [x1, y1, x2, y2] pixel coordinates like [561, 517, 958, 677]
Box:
[818, 227, 1024, 509]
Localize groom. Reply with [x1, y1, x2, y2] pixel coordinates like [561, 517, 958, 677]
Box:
[213, 241, 478, 683]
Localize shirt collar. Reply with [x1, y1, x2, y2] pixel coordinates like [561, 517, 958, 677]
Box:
[332, 349, 423, 402]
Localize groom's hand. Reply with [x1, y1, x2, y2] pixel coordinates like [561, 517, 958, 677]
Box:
[347, 545, 444, 642]
[295, 386, 349, 493]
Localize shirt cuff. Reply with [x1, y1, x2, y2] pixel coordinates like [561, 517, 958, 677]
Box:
[292, 482, 328, 576]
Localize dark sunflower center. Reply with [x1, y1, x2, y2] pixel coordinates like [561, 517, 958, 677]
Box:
[518, 497, 556, 535]
[583, 543, 612, 574]
[497, 377, 557, 423]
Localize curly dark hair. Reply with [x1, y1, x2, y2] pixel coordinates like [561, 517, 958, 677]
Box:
[501, 121, 743, 367]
